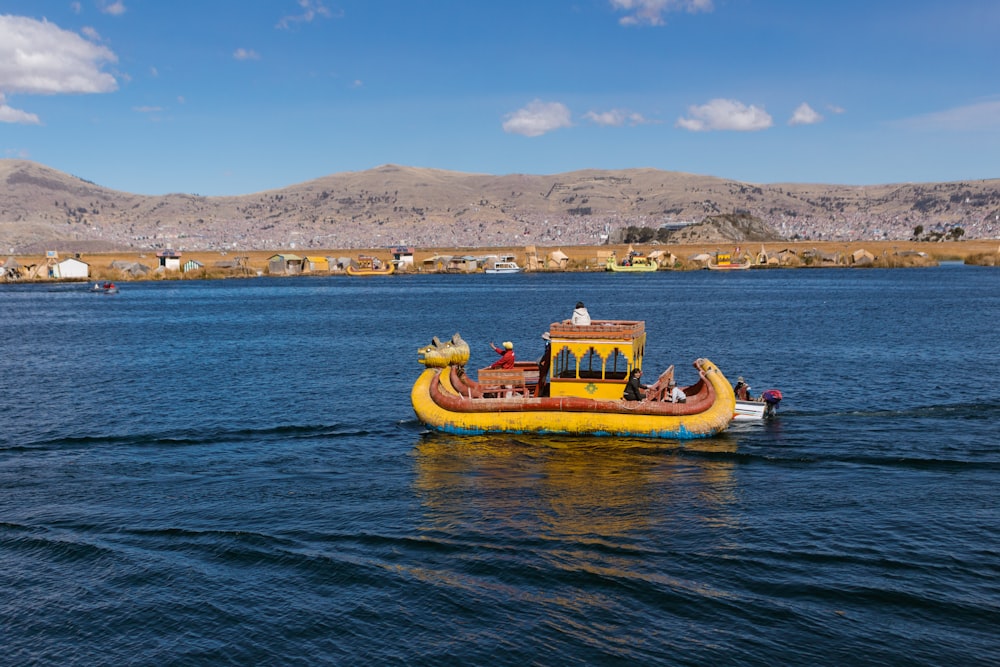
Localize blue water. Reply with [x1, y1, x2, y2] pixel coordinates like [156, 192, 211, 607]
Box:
[2, 265, 998, 666]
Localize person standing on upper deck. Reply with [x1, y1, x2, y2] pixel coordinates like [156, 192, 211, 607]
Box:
[571, 302, 591, 325]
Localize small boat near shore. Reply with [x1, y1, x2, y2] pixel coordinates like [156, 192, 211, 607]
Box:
[90, 281, 119, 294]
[345, 255, 394, 276]
[485, 259, 523, 274]
[411, 319, 735, 439]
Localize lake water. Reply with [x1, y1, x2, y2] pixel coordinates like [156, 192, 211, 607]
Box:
[1, 265, 998, 665]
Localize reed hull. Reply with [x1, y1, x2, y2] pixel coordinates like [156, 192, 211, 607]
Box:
[707, 261, 751, 270]
[412, 359, 734, 439]
[345, 265, 394, 276]
[606, 261, 657, 272]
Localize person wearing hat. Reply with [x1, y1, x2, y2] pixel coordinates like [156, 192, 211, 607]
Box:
[536, 332, 552, 397]
[668, 379, 687, 404]
[488, 340, 516, 369]
[733, 376, 751, 401]
[538, 332, 552, 363]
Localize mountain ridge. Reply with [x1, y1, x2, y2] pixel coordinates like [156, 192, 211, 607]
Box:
[2, 159, 997, 253]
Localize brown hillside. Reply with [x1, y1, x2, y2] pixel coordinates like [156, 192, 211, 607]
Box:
[1, 159, 998, 254]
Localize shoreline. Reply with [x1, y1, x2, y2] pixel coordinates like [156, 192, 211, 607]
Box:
[4, 240, 999, 283]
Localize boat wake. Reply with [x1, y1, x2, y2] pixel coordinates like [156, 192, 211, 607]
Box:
[0, 422, 389, 452]
[778, 400, 1000, 421]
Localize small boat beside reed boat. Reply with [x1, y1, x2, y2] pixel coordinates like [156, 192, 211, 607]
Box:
[734, 391, 782, 422]
[732, 375, 782, 421]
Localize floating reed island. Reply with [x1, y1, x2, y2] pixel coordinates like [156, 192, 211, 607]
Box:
[2, 240, 998, 283]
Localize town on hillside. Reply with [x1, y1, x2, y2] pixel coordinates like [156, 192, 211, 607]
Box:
[2, 161, 998, 255]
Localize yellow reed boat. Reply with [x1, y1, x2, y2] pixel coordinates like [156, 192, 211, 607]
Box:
[707, 251, 752, 270]
[411, 320, 735, 439]
[345, 255, 394, 276]
[605, 252, 658, 272]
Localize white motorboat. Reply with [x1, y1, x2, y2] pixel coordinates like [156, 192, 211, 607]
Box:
[734, 390, 783, 421]
[485, 261, 523, 274]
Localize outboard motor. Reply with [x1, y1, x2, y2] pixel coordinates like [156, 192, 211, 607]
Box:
[761, 389, 783, 418]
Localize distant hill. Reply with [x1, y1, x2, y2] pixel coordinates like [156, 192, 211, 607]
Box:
[1, 160, 997, 253]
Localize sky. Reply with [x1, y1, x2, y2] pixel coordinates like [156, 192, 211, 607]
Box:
[1, 0, 998, 196]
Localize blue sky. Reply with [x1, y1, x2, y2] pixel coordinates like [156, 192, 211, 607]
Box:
[1, 0, 998, 196]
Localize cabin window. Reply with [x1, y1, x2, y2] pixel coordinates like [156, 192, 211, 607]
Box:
[554, 346, 578, 379]
[606, 348, 629, 380]
[579, 347, 603, 379]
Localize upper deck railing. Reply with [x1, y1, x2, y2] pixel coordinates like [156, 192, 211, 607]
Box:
[549, 320, 645, 341]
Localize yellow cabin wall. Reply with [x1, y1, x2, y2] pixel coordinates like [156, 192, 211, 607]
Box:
[547, 333, 645, 399]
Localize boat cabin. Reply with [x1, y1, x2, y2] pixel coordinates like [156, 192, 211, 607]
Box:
[356, 255, 383, 270]
[544, 320, 646, 400]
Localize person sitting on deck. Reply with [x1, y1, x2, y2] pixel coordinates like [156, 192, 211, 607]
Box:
[668, 380, 687, 403]
[623, 369, 647, 401]
[571, 301, 591, 325]
[488, 341, 516, 369]
[734, 376, 752, 401]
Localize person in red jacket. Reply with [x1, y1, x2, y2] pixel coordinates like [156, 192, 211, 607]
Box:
[488, 341, 515, 369]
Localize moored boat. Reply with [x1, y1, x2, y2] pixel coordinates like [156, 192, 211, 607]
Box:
[345, 255, 394, 276]
[605, 252, 657, 272]
[707, 251, 752, 270]
[485, 259, 523, 274]
[411, 320, 735, 439]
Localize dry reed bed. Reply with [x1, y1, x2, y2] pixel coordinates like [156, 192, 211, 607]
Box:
[10, 240, 1000, 282]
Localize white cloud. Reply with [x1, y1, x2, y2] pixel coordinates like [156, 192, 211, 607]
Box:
[99, 1, 127, 16]
[610, 0, 713, 27]
[0, 16, 118, 95]
[584, 108, 650, 126]
[502, 100, 573, 137]
[827, 104, 845, 114]
[133, 106, 162, 113]
[277, 0, 335, 29]
[898, 100, 1000, 131]
[233, 48, 261, 61]
[789, 102, 823, 126]
[676, 98, 772, 131]
[0, 15, 117, 123]
[0, 93, 41, 125]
